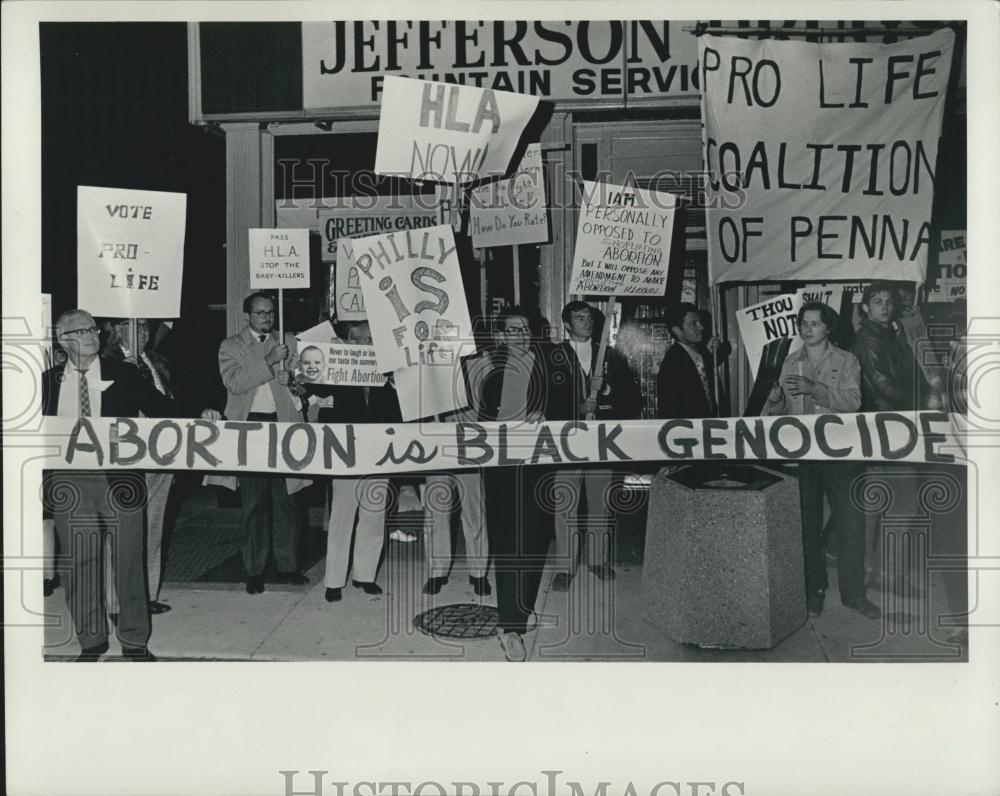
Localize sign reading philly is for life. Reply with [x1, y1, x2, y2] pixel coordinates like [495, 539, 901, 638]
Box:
[77, 186, 187, 318]
[374, 76, 539, 185]
[568, 181, 677, 296]
[347, 224, 473, 372]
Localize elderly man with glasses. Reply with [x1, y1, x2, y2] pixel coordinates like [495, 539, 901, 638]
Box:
[42, 309, 221, 661]
[218, 292, 309, 595]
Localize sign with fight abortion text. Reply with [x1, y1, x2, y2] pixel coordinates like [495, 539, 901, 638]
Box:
[737, 287, 846, 379]
[568, 181, 677, 296]
[77, 186, 187, 318]
[700, 28, 954, 283]
[470, 143, 548, 247]
[275, 196, 439, 263]
[248, 228, 310, 288]
[38, 411, 965, 479]
[927, 230, 967, 302]
[374, 76, 539, 185]
[348, 226, 473, 372]
[297, 341, 383, 387]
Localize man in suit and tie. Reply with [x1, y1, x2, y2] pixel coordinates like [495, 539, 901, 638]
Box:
[218, 292, 308, 595]
[657, 302, 726, 419]
[548, 301, 641, 592]
[42, 309, 219, 661]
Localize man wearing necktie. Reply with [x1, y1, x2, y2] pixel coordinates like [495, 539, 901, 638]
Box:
[218, 292, 307, 595]
[42, 309, 220, 661]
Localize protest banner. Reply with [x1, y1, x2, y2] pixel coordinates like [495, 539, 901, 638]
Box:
[335, 241, 366, 320]
[373, 76, 539, 185]
[76, 186, 187, 318]
[737, 287, 845, 379]
[248, 228, 310, 288]
[927, 230, 967, 302]
[350, 225, 473, 372]
[275, 196, 439, 263]
[296, 340, 383, 387]
[39, 411, 966, 478]
[470, 143, 548, 247]
[567, 180, 677, 297]
[699, 29, 954, 283]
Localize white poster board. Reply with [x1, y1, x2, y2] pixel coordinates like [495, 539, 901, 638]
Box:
[297, 341, 383, 387]
[248, 228, 310, 288]
[568, 180, 677, 296]
[470, 143, 548, 247]
[349, 226, 473, 372]
[76, 185, 187, 318]
[394, 363, 470, 422]
[927, 230, 967, 302]
[374, 76, 539, 185]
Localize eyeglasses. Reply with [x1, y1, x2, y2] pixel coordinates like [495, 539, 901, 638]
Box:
[503, 327, 530, 335]
[61, 326, 99, 338]
[251, 310, 276, 318]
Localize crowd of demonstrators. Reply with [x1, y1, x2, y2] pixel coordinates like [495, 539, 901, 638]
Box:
[44, 281, 962, 662]
[42, 309, 220, 662]
[548, 301, 641, 592]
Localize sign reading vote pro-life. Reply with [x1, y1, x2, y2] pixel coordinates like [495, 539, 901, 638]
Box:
[568, 181, 677, 296]
[349, 225, 473, 372]
[77, 186, 187, 318]
[248, 228, 310, 288]
[374, 76, 539, 185]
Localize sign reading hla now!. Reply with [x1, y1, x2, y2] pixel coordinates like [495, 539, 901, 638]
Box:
[77, 186, 187, 318]
[248, 228, 310, 288]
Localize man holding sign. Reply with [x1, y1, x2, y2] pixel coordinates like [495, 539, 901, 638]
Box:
[218, 292, 307, 595]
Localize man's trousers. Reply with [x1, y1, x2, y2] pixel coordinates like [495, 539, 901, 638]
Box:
[422, 471, 488, 579]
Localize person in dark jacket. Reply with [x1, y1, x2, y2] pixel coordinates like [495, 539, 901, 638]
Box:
[479, 308, 553, 661]
[657, 302, 727, 419]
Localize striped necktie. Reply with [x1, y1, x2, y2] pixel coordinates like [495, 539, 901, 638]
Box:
[77, 369, 92, 417]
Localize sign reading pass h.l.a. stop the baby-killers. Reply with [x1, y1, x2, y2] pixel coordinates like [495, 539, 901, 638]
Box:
[248, 228, 311, 288]
[77, 186, 187, 318]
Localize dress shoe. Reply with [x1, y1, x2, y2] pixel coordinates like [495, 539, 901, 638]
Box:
[588, 564, 617, 581]
[843, 595, 882, 620]
[423, 576, 448, 595]
[122, 646, 157, 662]
[497, 630, 526, 662]
[551, 572, 572, 591]
[246, 575, 265, 594]
[469, 575, 491, 596]
[76, 640, 110, 662]
[353, 580, 383, 595]
[389, 529, 418, 543]
[43, 573, 61, 597]
[149, 601, 172, 615]
[284, 571, 309, 586]
[807, 590, 825, 617]
[325, 587, 342, 603]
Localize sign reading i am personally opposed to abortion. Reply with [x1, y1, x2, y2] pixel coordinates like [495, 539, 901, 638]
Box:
[470, 143, 549, 247]
[77, 186, 187, 318]
[699, 28, 954, 283]
[248, 228, 310, 288]
[568, 181, 677, 296]
[374, 76, 540, 185]
[347, 225, 473, 372]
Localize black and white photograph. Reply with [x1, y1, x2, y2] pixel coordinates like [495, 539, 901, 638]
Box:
[3, 2, 998, 794]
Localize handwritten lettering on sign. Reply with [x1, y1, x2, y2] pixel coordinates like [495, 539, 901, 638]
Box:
[77, 186, 187, 318]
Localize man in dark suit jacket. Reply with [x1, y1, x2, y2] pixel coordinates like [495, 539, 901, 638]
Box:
[547, 301, 641, 591]
[42, 309, 218, 662]
[656, 302, 726, 419]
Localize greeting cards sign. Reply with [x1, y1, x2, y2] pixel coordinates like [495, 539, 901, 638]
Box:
[374, 76, 539, 185]
[348, 225, 473, 371]
[248, 228, 310, 288]
[77, 186, 187, 318]
[700, 29, 954, 283]
[470, 143, 548, 247]
[568, 181, 677, 296]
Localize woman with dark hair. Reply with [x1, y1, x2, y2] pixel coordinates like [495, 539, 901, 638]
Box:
[765, 302, 879, 620]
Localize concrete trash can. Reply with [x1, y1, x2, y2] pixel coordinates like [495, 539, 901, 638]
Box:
[641, 463, 806, 649]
